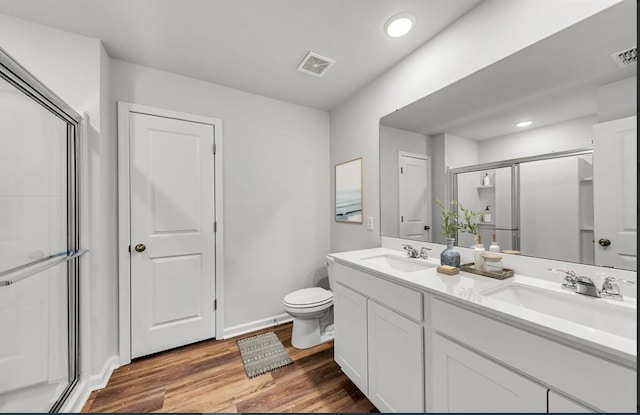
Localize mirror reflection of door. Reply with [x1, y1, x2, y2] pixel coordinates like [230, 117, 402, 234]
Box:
[398, 152, 431, 241]
[593, 115, 637, 271]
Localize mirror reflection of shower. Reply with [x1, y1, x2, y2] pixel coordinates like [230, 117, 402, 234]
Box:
[452, 149, 595, 265]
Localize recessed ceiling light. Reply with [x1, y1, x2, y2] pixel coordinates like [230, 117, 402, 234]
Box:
[515, 120, 533, 128]
[385, 13, 415, 38]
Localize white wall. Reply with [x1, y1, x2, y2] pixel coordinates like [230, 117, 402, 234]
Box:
[110, 60, 330, 330]
[379, 125, 429, 238]
[597, 76, 636, 123]
[478, 115, 596, 163]
[329, 0, 619, 253]
[0, 13, 117, 379]
[445, 133, 479, 168]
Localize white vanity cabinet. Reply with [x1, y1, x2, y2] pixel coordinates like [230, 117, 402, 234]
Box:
[367, 300, 423, 412]
[331, 254, 636, 413]
[431, 298, 637, 413]
[432, 333, 547, 412]
[333, 262, 424, 412]
[333, 282, 368, 393]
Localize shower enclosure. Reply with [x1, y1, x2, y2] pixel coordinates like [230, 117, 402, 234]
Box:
[0, 48, 84, 412]
[451, 148, 595, 265]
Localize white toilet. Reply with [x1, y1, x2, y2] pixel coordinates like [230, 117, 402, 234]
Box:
[283, 255, 335, 349]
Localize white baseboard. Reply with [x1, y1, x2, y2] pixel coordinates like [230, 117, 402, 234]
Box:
[61, 355, 119, 413]
[223, 313, 293, 339]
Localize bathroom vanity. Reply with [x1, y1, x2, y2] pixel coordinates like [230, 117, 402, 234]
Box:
[330, 246, 637, 413]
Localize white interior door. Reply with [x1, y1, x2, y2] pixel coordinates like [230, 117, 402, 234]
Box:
[593, 116, 636, 271]
[399, 153, 430, 240]
[130, 112, 215, 358]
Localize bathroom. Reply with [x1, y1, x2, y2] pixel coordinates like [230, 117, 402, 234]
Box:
[0, 0, 636, 412]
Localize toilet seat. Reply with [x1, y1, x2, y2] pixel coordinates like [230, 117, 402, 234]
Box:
[283, 287, 333, 309]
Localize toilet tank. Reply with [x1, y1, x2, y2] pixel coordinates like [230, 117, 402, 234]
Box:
[325, 255, 335, 290]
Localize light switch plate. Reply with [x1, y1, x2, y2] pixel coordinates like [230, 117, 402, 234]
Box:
[366, 216, 374, 230]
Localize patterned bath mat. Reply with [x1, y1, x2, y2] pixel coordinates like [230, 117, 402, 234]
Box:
[237, 331, 293, 378]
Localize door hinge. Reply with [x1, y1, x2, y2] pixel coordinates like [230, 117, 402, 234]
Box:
[214, 299, 218, 310]
[214, 221, 217, 233]
[128, 245, 131, 253]
[212, 143, 217, 154]
[401, 216, 404, 223]
[400, 167, 403, 174]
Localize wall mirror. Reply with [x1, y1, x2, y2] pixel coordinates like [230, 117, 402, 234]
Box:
[379, 1, 636, 271]
[335, 157, 363, 223]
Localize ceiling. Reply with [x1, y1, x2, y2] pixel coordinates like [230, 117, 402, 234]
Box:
[0, 0, 481, 111]
[380, 0, 637, 140]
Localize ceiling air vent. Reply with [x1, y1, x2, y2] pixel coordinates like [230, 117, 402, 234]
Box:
[297, 51, 335, 77]
[611, 46, 637, 67]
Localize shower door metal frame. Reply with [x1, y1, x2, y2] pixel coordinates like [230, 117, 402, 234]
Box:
[0, 46, 83, 413]
[448, 147, 593, 250]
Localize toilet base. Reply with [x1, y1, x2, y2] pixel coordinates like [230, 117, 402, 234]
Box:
[291, 318, 334, 349]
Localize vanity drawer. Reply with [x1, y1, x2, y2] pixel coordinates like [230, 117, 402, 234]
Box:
[431, 298, 636, 413]
[334, 262, 422, 322]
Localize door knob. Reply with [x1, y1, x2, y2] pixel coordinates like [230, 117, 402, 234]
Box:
[134, 243, 146, 252]
[598, 238, 611, 247]
[424, 225, 431, 230]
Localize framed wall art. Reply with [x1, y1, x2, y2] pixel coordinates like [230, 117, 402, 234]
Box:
[335, 157, 363, 223]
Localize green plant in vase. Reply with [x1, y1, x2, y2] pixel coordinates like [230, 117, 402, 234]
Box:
[458, 203, 481, 243]
[435, 199, 462, 267]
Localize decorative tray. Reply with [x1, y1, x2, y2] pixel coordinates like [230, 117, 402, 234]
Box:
[459, 263, 514, 280]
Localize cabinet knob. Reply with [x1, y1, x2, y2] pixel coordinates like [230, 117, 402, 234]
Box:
[134, 243, 146, 252]
[424, 225, 431, 231]
[598, 238, 611, 247]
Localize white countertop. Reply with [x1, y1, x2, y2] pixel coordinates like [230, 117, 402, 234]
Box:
[330, 247, 637, 367]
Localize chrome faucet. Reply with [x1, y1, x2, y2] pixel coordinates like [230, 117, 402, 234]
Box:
[549, 269, 637, 300]
[575, 276, 600, 298]
[549, 269, 600, 298]
[601, 276, 636, 301]
[402, 244, 419, 258]
[418, 247, 431, 259]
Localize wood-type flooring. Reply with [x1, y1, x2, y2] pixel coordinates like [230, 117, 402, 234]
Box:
[82, 323, 377, 413]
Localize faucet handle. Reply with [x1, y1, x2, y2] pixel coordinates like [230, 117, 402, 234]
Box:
[601, 276, 636, 300]
[402, 244, 417, 258]
[601, 277, 620, 297]
[419, 247, 431, 259]
[603, 276, 636, 287]
[548, 268, 577, 290]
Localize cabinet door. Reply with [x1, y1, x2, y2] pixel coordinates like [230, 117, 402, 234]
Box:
[432, 334, 547, 413]
[368, 300, 424, 412]
[333, 282, 368, 393]
[548, 391, 594, 413]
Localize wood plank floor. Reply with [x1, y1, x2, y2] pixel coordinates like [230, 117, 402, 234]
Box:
[82, 323, 377, 413]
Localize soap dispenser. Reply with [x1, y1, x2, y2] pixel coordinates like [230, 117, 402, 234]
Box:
[474, 235, 485, 269]
[482, 206, 492, 223]
[489, 233, 501, 252]
[482, 172, 490, 186]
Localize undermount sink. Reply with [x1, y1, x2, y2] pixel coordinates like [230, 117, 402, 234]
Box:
[482, 283, 637, 340]
[361, 254, 436, 273]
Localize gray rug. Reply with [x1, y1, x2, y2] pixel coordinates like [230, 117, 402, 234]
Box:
[237, 331, 293, 378]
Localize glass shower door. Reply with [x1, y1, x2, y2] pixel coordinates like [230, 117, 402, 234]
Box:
[0, 49, 82, 412]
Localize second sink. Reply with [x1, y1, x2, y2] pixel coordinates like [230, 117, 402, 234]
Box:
[482, 282, 636, 340]
[361, 254, 436, 273]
